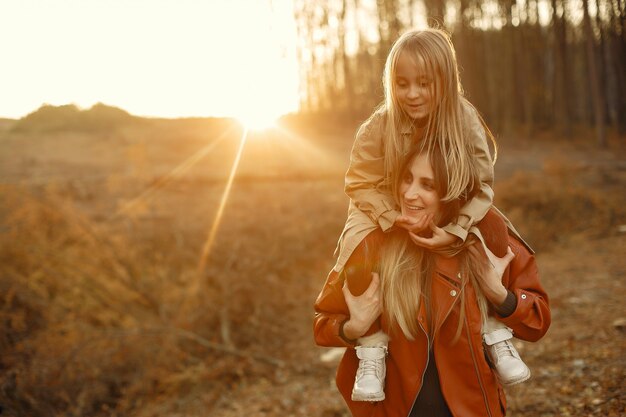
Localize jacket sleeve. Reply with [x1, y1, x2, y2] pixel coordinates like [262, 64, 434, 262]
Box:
[442, 101, 495, 242]
[313, 232, 381, 347]
[496, 236, 551, 342]
[344, 111, 400, 231]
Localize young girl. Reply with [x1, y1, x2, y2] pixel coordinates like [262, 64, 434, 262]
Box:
[334, 28, 534, 401]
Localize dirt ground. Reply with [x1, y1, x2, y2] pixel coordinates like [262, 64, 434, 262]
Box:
[0, 118, 624, 416]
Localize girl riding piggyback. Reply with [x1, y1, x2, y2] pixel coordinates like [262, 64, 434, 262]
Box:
[334, 28, 533, 402]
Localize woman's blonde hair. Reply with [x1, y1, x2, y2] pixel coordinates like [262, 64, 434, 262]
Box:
[379, 146, 488, 342]
[379, 27, 495, 204]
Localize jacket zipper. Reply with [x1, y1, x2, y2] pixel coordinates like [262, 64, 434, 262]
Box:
[405, 276, 461, 417]
[405, 320, 430, 417]
[465, 313, 493, 417]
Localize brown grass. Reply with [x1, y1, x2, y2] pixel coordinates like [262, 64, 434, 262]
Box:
[0, 117, 349, 416]
[495, 157, 626, 251]
[1, 115, 624, 416]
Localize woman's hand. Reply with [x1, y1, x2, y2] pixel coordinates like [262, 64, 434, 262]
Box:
[342, 272, 383, 340]
[408, 220, 458, 250]
[468, 243, 516, 306]
[395, 213, 434, 234]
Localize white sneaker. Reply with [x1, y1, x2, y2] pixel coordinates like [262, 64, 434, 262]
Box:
[484, 328, 531, 386]
[351, 346, 387, 401]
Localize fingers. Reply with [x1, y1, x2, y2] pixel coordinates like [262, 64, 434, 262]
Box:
[408, 222, 441, 249]
[397, 213, 434, 233]
[395, 215, 417, 230]
[413, 213, 434, 233]
[409, 231, 435, 249]
[364, 272, 380, 296]
[395, 215, 415, 224]
[367, 272, 383, 311]
[503, 246, 516, 263]
[342, 279, 353, 298]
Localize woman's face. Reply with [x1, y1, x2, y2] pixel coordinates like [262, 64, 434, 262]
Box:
[394, 51, 435, 122]
[399, 153, 441, 225]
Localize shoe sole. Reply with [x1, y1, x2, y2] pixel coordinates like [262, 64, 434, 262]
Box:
[500, 368, 531, 386]
[351, 391, 385, 402]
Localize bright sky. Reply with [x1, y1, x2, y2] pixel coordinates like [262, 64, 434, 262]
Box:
[0, 0, 300, 122]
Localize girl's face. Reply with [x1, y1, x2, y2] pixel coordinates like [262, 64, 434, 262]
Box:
[394, 51, 435, 122]
[399, 153, 441, 225]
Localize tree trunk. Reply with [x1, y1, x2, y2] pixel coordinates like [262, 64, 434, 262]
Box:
[582, 0, 607, 147]
[551, 0, 571, 137]
[609, 0, 626, 134]
[503, 0, 517, 136]
[338, 0, 353, 114]
[424, 0, 446, 27]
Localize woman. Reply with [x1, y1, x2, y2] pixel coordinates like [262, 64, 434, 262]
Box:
[314, 146, 550, 417]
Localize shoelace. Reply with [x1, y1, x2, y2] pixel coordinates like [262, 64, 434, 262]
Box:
[493, 340, 516, 358]
[357, 358, 383, 378]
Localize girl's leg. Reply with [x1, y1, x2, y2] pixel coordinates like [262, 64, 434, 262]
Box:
[343, 246, 387, 401]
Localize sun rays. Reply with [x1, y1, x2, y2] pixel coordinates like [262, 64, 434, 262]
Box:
[194, 126, 248, 282]
[109, 117, 344, 323]
[113, 125, 237, 219]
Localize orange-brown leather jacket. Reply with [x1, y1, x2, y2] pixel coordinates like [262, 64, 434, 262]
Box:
[314, 211, 551, 417]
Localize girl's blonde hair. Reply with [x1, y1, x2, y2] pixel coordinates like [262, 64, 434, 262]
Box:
[379, 28, 495, 204]
[379, 146, 488, 342]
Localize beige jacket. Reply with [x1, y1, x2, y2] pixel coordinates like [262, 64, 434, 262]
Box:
[334, 99, 531, 272]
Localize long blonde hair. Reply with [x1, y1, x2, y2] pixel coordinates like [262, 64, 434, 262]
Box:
[380, 28, 496, 203]
[379, 147, 488, 342]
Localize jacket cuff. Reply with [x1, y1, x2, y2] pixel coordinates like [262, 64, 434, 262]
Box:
[496, 289, 535, 325]
[378, 209, 400, 231]
[493, 290, 517, 318]
[339, 320, 358, 346]
[442, 222, 469, 242]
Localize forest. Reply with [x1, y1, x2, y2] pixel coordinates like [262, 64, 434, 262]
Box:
[293, 0, 625, 145]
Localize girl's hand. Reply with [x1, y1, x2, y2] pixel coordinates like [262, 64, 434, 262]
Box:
[408, 220, 458, 249]
[395, 213, 434, 234]
[341, 272, 383, 340]
[467, 244, 516, 305]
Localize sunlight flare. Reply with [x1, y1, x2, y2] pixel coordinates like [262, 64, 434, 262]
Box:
[113, 126, 235, 218]
[194, 127, 249, 286]
[236, 111, 279, 132]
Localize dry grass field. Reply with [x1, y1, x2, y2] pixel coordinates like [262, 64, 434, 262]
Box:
[0, 111, 625, 416]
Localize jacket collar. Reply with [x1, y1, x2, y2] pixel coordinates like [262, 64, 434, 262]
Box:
[435, 255, 462, 285]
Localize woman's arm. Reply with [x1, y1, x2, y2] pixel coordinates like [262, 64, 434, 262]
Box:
[470, 237, 551, 342]
[496, 237, 551, 341]
[313, 232, 383, 347]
